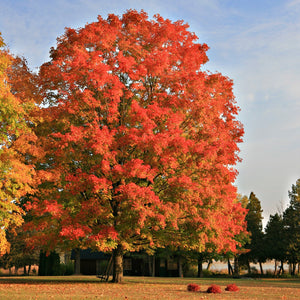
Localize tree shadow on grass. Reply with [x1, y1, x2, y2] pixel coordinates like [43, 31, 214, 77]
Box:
[0, 276, 104, 285]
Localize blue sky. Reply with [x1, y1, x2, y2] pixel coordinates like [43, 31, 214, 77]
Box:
[1, 0, 300, 224]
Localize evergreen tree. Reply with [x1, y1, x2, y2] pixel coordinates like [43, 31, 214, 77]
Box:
[283, 179, 300, 275]
[265, 213, 286, 275]
[240, 192, 265, 274]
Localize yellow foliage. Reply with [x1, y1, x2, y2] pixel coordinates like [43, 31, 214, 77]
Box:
[0, 33, 37, 256]
[0, 230, 10, 256]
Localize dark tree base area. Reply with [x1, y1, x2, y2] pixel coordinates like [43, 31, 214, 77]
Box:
[112, 244, 123, 283]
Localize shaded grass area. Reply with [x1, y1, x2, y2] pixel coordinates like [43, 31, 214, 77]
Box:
[1, 276, 300, 299]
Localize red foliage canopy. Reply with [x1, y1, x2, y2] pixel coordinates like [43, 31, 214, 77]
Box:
[27, 10, 246, 254]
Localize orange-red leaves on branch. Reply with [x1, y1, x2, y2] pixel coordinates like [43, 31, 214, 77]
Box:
[31, 10, 245, 257]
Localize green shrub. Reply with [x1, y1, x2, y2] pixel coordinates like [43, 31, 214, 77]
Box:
[57, 262, 74, 275]
[64, 262, 74, 275]
[183, 264, 198, 277]
[38, 251, 61, 276]
[59, 263, 66, 275]
[280, 273, 292, 278]
[265, 270, 274, 277]
[250, 266, 258, 274]
[202, 269, 213, 277]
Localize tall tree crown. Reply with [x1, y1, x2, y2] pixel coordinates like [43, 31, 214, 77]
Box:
[27, 10, 246, 255]
[246, 192, 263, 233]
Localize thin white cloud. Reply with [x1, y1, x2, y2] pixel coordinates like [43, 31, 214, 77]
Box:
[286, 0, 300, 8]
[0, 0, 223, 67]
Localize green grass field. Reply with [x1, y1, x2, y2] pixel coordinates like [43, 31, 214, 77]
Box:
[1, 276, 300, 299]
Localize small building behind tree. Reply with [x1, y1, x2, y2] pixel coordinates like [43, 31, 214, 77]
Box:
[70, 249, 182, 277]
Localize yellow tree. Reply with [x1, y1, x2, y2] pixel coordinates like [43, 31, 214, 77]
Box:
[0, 33, 39, 255]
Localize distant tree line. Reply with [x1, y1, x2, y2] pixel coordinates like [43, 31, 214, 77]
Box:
[182, 178, 300, 277]
[232, 178, 300, 276]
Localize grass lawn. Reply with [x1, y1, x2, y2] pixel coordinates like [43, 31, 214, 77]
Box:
[1, 276, 300, 299]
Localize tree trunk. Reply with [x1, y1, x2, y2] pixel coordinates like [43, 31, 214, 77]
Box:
[259, 261, 264, 275]
[234, 256, 240, 277]
[274, 260, 277, 275]
[28, 264, 31, 275]
[292, 263, 296, 275]
[112, 244, 123, 283]
[197, 256, 203, 278]
[74, 248, 81, 275]
[148, 255, 152, 276]
[247, 260, 251, 274]
[148, 255, 156, 277]
[23, 265, 27, 275]
[178, 256, 183, 277]
[152, 255, 155, 277]
[227, 259, 233, 275]
[280, 260, 284, 275]
[206, 259, 212, 270]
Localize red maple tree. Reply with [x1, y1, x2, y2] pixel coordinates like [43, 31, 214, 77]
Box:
[27, 10, 246, 282]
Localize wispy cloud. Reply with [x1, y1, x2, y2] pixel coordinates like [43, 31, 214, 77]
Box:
[286, 0, 300, 8]
[0, 0, 223, 67]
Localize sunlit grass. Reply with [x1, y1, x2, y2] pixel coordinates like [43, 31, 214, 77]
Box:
[1, 276, 300, 299]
